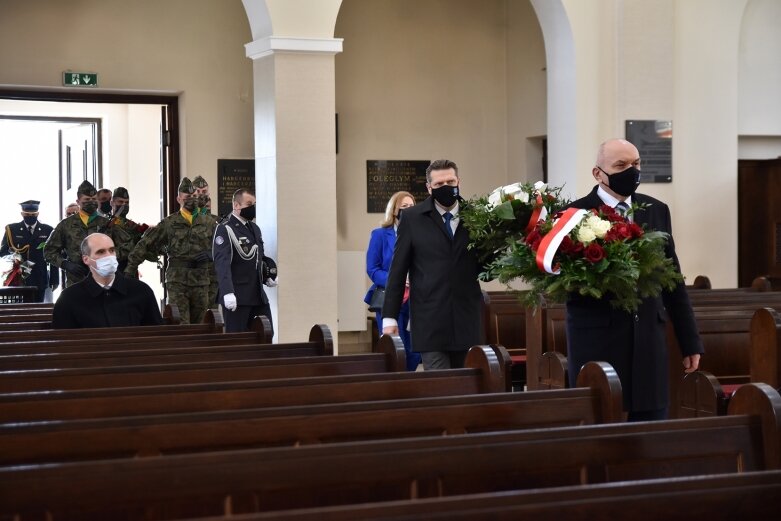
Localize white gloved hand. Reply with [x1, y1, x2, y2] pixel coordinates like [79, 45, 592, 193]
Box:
[223, 293, 237, 311]
[264, 277, 278, 287]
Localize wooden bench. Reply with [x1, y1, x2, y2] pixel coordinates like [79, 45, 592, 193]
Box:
[0, 285, 38, 303]
[0, 382, 776, 518]
[0, 343, 507, 422]
[0, 321, 326, 369]
[189, 470, 781, 521]
[0, 361, 621, 466]
[482, 290, 527, 390]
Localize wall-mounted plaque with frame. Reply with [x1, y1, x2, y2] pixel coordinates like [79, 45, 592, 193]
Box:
[366, 160, 430, 213]
[217, 159, 255, 217]
[625, 120, 672, 183]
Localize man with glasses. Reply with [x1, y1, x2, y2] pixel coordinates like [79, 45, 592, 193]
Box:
[565, 138, 703, 421]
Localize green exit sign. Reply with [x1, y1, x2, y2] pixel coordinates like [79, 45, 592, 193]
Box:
[63, 72, 98, 87]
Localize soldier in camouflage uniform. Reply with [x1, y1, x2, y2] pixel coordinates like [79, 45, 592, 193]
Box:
[192, 175, 221, 306]
[125, 177, 215, 324]
[106, 187, 151, 273]
[44, 180, 116, 287]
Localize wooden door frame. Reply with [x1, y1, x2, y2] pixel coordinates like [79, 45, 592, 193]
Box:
[0, 89, 180, 216]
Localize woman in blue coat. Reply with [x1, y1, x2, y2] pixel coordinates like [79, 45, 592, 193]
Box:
[364, 191, 421, 370]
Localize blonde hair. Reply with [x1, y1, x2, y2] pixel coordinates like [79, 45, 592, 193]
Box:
[380, 191, 415, 228]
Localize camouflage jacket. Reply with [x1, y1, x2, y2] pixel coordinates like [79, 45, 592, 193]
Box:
[43, 213, 119, 284]
[126, 210, 215, 286]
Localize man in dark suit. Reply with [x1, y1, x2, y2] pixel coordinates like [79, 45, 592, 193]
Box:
[1, 200, 59, 301]
[566, 138, 703, 421]
[382, 159, 482, 369]
[212, 188, 276, 334]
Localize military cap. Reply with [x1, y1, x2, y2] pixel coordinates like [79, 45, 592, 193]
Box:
[262, 256, 277, 281]
[192, 175, 209, 189]
[19, 200, 40, 212]
[112, 186, 129, 199]
[177, 177, 194, 194]
[77, 180, 97, 197]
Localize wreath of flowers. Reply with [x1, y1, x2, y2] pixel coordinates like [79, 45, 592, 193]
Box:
[460, 181, 566, 281]
[489, 203, 683, 313]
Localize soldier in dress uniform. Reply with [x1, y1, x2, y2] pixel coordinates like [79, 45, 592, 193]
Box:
[192, 175, 220, 305]
[213, 188, 276, 333]
[44, 180, 114, 287]
[0, 200, 59, 301]
[125, 177, 216, 324]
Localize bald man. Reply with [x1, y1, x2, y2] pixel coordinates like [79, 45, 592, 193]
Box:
[565, 138, 703, 422]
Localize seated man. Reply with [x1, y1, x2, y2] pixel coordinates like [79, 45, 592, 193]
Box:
[52, 233, 164, 329]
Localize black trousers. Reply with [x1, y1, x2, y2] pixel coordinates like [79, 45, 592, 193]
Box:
[224, 302, 273, 335]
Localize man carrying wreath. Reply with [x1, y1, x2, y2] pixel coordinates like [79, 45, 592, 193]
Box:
[566, 138, 703, 421]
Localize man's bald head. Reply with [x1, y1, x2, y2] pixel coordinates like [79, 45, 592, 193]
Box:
[80, 233, 115, 258]
[596, 139, 640, 168]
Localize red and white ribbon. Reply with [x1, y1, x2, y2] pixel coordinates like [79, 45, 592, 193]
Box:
[535, 208, 589, 274]
[525, 193, 549, 234]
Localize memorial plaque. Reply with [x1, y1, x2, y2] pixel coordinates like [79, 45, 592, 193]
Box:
[217, 159, 255, 217]
[366, 160, 430, 213]
[625, 120, 672, 183]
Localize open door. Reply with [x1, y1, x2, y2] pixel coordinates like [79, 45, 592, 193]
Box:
[59, 121, 101, 214]
[738, 157, 781, 287]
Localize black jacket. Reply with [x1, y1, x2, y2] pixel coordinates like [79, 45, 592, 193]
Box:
[383, 196, 482, 352]
[0, 220, 59, 301]
[565, 186, 703, 411]
[212, 214, 268, 306]
[51, 271, 163, 329]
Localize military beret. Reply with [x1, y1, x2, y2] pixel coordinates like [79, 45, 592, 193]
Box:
[112, 186, 129, 199]
[192, 175, 209, 189]
[178, 177, 194, 194]
[77, 180, 97, 197]
[19, 200, 40, 212]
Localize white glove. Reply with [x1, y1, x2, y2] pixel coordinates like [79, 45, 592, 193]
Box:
[264, 278, 278, 287]
[223, 293, 237, 311]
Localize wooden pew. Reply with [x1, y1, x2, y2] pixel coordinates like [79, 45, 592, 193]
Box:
[482, 291, 527, 390]
[0, 334, 405, 393]
[0, 285, 38, 303]
[0, 361, 621, 466]
[187, 470, 781, 521]
[0, 321, 325, 369]
[0, 383, 776, 519]
[0, 343, 507, 423]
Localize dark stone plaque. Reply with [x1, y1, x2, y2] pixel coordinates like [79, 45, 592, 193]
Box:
[366, 160, 430, 213]
[217, 159, 255, 217]
[625, 120, 672, 183]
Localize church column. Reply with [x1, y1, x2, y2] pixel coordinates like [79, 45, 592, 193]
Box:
[246, 36, 343, 344]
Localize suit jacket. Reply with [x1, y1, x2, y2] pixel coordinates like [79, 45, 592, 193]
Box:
[51, 272, 163, 329]
[212, 214, 268, 307]
[565, 186, 703, 411]
[363, 226, 395, 305]
[1, 220, 58, 300]
[383, 196, 482, 352]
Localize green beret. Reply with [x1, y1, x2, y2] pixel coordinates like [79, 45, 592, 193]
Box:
[177, 177, 194, 194]
[77, 180, 97, 197]
[112, 186, 129, 199]
[192, 175, 208, 189]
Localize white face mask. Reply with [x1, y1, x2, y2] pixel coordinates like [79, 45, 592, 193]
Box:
[91, 255, 118, 277]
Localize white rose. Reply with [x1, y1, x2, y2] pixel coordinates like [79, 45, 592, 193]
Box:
[585, 215, 611, 239]
[576, 225, 596, 244]
[534, 181, 547, 192]
[487, 189, 502, 208]
[503, 183, 529, 203]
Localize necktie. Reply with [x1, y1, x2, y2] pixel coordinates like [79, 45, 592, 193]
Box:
[616, 202, 629, 216]
[443, 212, 454, 239]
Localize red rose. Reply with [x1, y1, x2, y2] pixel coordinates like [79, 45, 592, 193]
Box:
[583, 242, 605, 263]
[559, 235, 583, 255]
[629, 222, 644, 238]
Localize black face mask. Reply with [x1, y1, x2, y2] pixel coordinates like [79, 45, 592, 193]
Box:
[182, 198, 198, 212]
[601, 166, 640, 197]
[114, 204, 129, 218]
[23, 215, 37, 226]
[100, 201, 112, 214]
[396, 209, 403, 222]
[239, 204, 256, 221]
[80, 201, 98, 215]
[431, 185, 459, 208]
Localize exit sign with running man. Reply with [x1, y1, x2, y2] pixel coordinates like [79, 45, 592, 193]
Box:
[62, 72, 98, 87]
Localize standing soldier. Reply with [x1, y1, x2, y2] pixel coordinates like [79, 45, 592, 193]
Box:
[125, 177, 215, 324]
[1, 200, 59, 301]
[192, 175, 220, 305]
[107, 187, 150, 273]
[44, 180, 112, 287]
